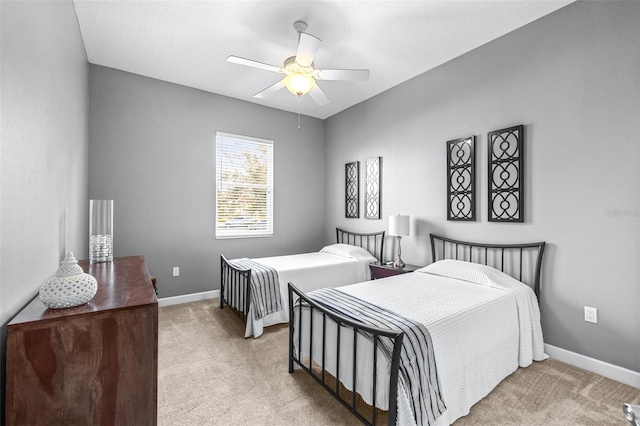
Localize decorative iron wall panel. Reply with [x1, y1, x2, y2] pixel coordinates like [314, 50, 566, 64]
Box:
[488, 125, 524, 222]
[447, 136, 476, 221]
[365, 157, 382, 220]
[345, 161, 359, 218]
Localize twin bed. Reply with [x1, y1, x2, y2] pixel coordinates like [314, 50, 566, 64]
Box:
[288, 234, 546, 426]
[220, 231, 546, 426]
[220, 228, 385, 338]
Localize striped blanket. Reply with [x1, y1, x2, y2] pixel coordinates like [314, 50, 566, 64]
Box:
[228, 258, 283, 320]
[306, 288, 446, 426]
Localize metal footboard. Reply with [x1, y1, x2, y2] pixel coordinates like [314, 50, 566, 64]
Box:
[288, 283, 404, 426]
[220, 255, 251, 325]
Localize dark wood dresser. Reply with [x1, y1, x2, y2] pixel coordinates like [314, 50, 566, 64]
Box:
[5, 256, 158, 426]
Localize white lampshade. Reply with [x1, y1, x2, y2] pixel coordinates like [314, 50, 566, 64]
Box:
[389, 215, 410, 237]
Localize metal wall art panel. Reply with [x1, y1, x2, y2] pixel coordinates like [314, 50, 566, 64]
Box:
[365, 157, 382, 220]
[488, 125, 524, 222]
[345, 161, 359, 218]
[446, 136, 476, 221]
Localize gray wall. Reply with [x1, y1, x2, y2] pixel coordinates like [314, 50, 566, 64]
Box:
[325, 1, 640, 372]
[0, 0, 89, 415]
[88, 65, 326, 298]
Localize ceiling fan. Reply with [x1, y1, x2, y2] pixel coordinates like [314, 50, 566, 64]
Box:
[227, 21, 370, 106]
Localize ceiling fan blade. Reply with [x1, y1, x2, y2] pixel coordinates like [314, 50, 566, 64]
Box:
[295, 33, 322, 67]
[227, 56, 283, 73]
[308, 84, 330, 106]
[254, 80, 285, 99]
[316, 69, 370, 81]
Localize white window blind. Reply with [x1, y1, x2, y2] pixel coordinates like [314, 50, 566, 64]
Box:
[216, 132, 273, 239]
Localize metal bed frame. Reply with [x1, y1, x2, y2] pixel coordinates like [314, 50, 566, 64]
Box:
[288, 233, 546, 426]
[219, 227, 385, 328]
[429, 234, 545, 297]
[625, 404, 640, 426]
[288, 283, 403, 425]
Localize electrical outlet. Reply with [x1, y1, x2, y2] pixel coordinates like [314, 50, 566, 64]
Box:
[172, 267, 180, 277]
[584, 306, 597, 323]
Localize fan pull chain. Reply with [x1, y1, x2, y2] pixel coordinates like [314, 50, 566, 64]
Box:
[297, 95, 301, 130]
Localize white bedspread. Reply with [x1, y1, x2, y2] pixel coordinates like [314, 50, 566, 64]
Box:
[297, 260, 546, 425]
[244, 252, 372, 338]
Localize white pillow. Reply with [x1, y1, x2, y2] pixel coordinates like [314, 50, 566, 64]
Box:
[320, 243, 378, 263]
[418, 259, 527, 293]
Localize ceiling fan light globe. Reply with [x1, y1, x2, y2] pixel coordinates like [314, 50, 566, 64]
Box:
[284, 73, 315, 96]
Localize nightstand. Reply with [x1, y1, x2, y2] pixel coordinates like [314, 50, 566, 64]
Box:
[369, 263, 423, 280]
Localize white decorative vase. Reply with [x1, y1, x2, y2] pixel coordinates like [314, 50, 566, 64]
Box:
[39, 252, 98, 309]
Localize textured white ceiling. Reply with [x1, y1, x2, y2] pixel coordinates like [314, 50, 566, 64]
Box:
[73, 0, 574, 120]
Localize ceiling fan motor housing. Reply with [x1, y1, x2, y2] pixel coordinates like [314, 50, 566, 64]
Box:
[284, 56, 315, 76]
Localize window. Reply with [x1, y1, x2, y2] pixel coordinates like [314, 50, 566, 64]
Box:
[216, 132, 273, 238]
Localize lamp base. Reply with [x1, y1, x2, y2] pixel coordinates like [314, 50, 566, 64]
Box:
[394, 257, 406, 269]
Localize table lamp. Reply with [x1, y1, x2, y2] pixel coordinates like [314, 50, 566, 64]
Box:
[389, 214, 410, 269]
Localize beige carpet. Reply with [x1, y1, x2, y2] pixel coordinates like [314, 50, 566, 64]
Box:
[158, 300, 640, 425]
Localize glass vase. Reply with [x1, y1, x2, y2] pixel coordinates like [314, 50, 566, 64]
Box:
[89, 199, 113, 263]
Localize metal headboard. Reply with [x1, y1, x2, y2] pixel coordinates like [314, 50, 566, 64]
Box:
[430, 234, 546, 297]
[336, 227, 385, 264]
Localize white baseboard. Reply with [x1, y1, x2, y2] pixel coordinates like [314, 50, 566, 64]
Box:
[158, 290, 219, 307]
[545, 344, 640, 389]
